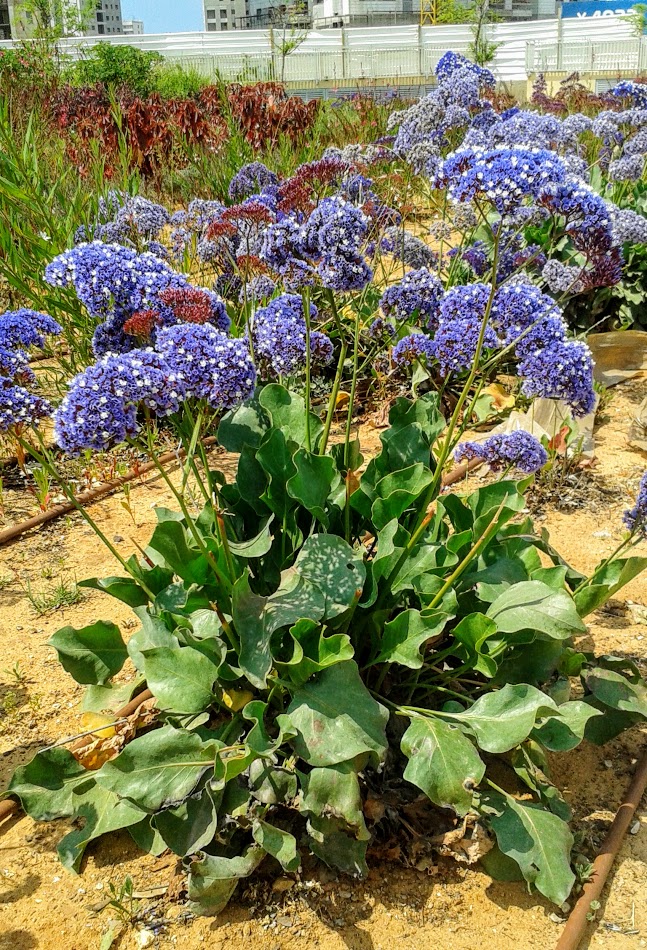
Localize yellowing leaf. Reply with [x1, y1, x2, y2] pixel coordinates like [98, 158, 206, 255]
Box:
[80, 712, 117, 740]
[484, 384, 515, 411]
[222, 688, 254, 711]
[335, 391, 351, 409]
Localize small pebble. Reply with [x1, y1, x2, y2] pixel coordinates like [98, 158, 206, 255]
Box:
[113, 535, 124, 543]
[603, 760, 613, 768]
[136, 931, 155, 949]
[549, 913, 565, 924]
[630, 819, 641, 835]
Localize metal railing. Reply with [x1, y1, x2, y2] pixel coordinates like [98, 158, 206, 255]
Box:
[526, 36, 647, 75]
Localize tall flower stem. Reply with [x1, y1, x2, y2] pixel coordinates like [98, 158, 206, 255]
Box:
[320, 289, 348, 455]
[22, 433, 155, 601]
[302, 287, 312, 453]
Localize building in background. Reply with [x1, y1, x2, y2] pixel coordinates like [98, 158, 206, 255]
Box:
[123, 16, 144, 33]
[203, 0, 311, 30]
[0, 0, 11, 39]
[84, 0, 124, 35]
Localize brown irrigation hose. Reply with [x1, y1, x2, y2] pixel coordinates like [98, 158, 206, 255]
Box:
[555, 749, 647, 950]
[0, 437, 218, 546]
[0, 688, 154, 826]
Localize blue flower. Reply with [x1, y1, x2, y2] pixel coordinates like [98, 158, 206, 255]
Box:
[252, 294, 331, 377]
[518, 339, 596, 418]
[454, 430, 548, 474]
[623, 472, 647, 536]
[392, 333, 435, 367]
[380, 267, 443, 329]
[0, 377, 52, 433]
[229, 162, 279, 201]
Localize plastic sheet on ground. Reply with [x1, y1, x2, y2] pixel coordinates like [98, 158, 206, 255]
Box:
[587, 331, 647, 387]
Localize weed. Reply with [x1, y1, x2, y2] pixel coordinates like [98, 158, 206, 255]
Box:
[24, 576, 83, 615]
[3, 661, 26, 684]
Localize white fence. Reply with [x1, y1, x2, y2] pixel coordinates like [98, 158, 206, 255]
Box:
[0, 17, 638, 84]
[526, 36, 647, 75]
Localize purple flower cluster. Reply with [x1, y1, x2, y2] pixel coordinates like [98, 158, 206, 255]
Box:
[454, 430, 548, 474]
[491, 282, 561, 345]
[0, 377, 52, 433]
[0, 309, 60, 433]
[156, 325, 256, 409]
[379, 267, 443, 329]
[518, 338, 596, 417]
[433, 284, 499, 374]
[609, 207, 647, 245]
[608, 154, 644, 182]
[434, 147, 567, 215]
[392, 332, 436, 367]
[623, 471, 647, 536]
[435, 51, 495, 88]
[381, 227, 437, 270]
[229, 162, 279, 201]
[542, 259, 584, 294]
[239, 274, 276, 303]
[252, 294, 332, 377]
[611, 80, 647, 109]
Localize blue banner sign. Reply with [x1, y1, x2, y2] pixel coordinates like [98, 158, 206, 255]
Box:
[562, 0, 637, 17]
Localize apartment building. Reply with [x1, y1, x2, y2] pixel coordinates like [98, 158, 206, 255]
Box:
[86, 0, 124, 35]
[204, 0, 311, 30]
[123, 17, 144, 33]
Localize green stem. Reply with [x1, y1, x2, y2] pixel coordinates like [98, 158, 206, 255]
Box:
[320, 289, 348, 455]
[24, 434, 155, 601]
[302, 287, 312, 453]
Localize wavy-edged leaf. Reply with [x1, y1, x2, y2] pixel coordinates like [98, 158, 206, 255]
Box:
[445, 683, 559, 753]
[375, 608, 450, 669]
[533, 700, 603, 751]
[141, 646, 217, 714]
[8, 748, 89, 820]
[58, 781, 145, 872]
[48, 621, 127, 686]
[402, 716, 484, 814]
[486, 581, 586, 639]
[252, 819, 300, 872]
[96, 726, 218, 812]
[184, 846, 265, 916]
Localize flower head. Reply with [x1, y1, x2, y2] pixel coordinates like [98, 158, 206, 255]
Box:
[454, 430, 548, 474]
[380, 267, 444, 329]
[623, 472, 647, 536]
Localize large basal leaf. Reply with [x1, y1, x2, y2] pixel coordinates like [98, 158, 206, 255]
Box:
[481, 790, 575, 905]
[82, 681, 141, 714]
[8, 748, 89, 820]
[287, 449, 339, 527]
[96, 726, 218, 812]
[574, 556, 647, 617]
[217, 396, 268, 452]
[280, 661, 388, 767]
[307, 814, 369, 877]
[78, 575, 149, 608]
[299, 763, 370, 877]
[532, 700, 603, 751]
[486, 581, 586, 639]
[375, 608, 450, 669]
[388, 393, 444, 445]
[153, 781, 220, 856]
[259, 383, 323, 448]
[371, 463, 434, 531]
[445, 683, 559, 753]
[293, 534, 366, 619]
[401, 716, 485, 815]
[184, 847, 265, 916]
[257, 428, 299, 518]
[452, 613, 499, 678]
[276, 618, 354, 686]
[57, 781, 145, 872]
[127, 607, 180, 672]
[583, 666, 647, 717]
[48, 621, 128, 686]
[140, 646, 217, 714]
[252, 819, 300, 872]
[227, 517, 274, 559]
[145, 521, 209, 586]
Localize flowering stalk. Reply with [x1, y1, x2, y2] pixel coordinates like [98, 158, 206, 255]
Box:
[302, 287, 312, 453]
[320, 289, 348, 455]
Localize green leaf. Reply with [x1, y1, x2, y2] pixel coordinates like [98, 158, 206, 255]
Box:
[228, 517, 274, 559]
[486, 581, 586, 640]
[78, 575, 149, 608]
[141, 647, 216, 714]
[154, 781, 220, 856]
[388, 393, 444, 444]
[446, 684, 559, 753]
[482, 790, 575, 905]
[249, 760, 298, 805]
[574, 557, 647, 617]
[293, 534, 366, 619]
[257, 428, 298, 518]
[452, 613, 499, 677]
[8, 748, 89, 820]
[533, 701, 603, 751]
[184, 847, 265, 916]
[277, 618, 354, 686]
[252, 820, 300, 872]
[259, 383, 323, 448]
[287, 449, 339, 527]
[401, 716, 485, 814]
[371, 463, 434, 531]
[57, 781, 145, 872]
[146, 521, 208, 585]
[375, 608, 450, 669]
[583, 667, 647, 717]
[217, 396, 268, 452]
[96, 726, 218, 812]
[280, 661, 388, 767]
[300, 764, 369, 876]
[127, 607, 179, 671]
[48, 621, 127, 686]
[129, 817, 168, 857]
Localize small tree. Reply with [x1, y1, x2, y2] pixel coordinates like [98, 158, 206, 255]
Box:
[467, 0, 501, 66]
[622, 2, 647, 36]
[269, 3, 309, 83]
[14, 0, 93, 39]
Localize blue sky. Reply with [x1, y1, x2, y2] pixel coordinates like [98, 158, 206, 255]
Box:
[121, 0, 203, 33]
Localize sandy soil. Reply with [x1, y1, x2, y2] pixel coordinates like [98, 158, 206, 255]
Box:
[0, 382, 646, 950]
